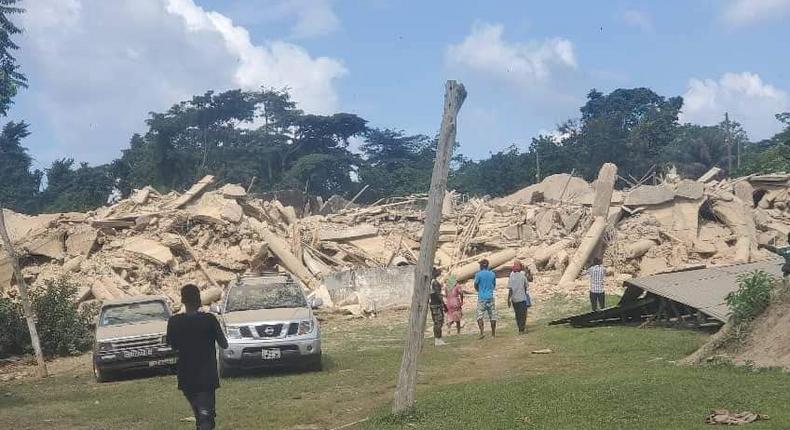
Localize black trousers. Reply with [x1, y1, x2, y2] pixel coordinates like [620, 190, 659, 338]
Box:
[590, 292, 605, 312]
[512, 301, 528, 332]
[183, 390, 216, 430]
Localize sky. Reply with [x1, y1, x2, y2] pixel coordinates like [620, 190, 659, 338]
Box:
[10, 0, 790, 171]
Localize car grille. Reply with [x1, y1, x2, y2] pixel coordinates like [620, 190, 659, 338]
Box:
[287, 323, 299, 336]
[255, 324, 283, 338]
[111, 335, 161, 350]
[239, 326, 253, 338]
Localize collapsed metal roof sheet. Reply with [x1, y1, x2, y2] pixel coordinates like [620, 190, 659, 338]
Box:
[624, 258, 783, 322]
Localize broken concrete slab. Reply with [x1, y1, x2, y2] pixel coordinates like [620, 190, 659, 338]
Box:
[624, 185, 675, 206]
[165, 175, 215, 209]
[734, 181, 755, 207]
[123, 237, 176, 267]
[25, 231, 66, 260]
[219, 184, 247, 199]
[187, 192, 243, 224]
[65, 225, 98, 256]
[535, 209, 559, 237]
[697, 167, 722, 183]
[560, 210, 583, 232]
[62, 255, 84, 273]
[318, 225, 379, 241]
[675, 180, 704, 200]
[322, 266, 415, 312]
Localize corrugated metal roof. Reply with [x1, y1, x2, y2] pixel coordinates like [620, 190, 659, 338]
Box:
[624, 258, 783, 322]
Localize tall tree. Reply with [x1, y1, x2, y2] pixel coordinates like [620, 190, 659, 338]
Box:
[38, 159, 114, 213]
[0, 121, 40, 212]
[0, 0, 25, 116]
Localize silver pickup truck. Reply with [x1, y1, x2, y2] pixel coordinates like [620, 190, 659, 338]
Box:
[212, 273, 322, 376]
[92, 296, 177, 382]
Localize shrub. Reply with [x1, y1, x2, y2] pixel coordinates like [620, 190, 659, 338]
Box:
[0, 278, 95, 358]
[725, 270, 778, 325]
[0, 297, 29, 357]
[30, 278, 95, 357]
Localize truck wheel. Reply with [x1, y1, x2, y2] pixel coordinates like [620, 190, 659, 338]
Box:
[305, 354, 323, 372]
[217, 353, 232, 378]
[94, 364, 113, 383]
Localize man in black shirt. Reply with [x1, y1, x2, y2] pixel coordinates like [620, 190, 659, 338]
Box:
[167, 284, 228, 430]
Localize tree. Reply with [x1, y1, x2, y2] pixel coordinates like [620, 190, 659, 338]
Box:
[37, 159, 114, 213]
[357, 129, 436, 201]
[0, 0, 26, 116]
[112, 88, 367, 198]
[562, 88, 681, 180]
[0, 121, 41, 212]
[659, 119, 748, 178]
[737, 113, 790, 175]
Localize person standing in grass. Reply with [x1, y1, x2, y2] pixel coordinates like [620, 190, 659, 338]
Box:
[507, 260, 532, 334]
[583, 258, 606, 312]
[167, 284, 228, 430]
[474, 259, 497, 339]
[444, 274, 464, 335]
[758, 232, 790, 279]
[429, 267, 448, 346]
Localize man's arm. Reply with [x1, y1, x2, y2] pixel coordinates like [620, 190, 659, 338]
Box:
[166, 318, 178, 351]
[507, 289, 512, 308]
[473, 273, 480, 292]
[758, 243, 780, 254]
[212, 315, 228, 350]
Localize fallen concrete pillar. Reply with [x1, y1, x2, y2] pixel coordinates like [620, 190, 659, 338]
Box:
[626, 239, 657, 259]
[533, 239, 571, 267]
[452, 248, 517, 283]
[165, 175, 215, 209]
[258, 227, 320, 289]
[317, 225, 378, 241]
[697, 167, 722, 183]
[559, 163, 617, 286]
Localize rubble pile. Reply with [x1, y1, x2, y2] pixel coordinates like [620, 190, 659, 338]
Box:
[2, 166, 790, 311]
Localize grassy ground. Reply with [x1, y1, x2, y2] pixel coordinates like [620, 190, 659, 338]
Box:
[2, 297, 789, 430]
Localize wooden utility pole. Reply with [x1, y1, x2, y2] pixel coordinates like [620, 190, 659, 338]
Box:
[392, 81, 466, 414]
[725, 112, 732, 175]
[0, 207, 48, 378]
[535, 146, 541, 183]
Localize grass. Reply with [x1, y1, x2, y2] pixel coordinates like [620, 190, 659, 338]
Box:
[2, 299, 790, 430]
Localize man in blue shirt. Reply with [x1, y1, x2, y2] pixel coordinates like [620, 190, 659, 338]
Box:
[474, 259, 497, 339]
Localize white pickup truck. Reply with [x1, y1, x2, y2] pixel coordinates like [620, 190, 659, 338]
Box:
[92, 296, 177, 382]
[212, 273, 323, 376]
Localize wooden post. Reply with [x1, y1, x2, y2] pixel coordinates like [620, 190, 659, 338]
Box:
[0, 208, 48, 378]
[392, 81, 466, 414]
[344, 184, 370, 210]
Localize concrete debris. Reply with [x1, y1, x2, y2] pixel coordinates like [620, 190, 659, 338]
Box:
[4, 165, 790, 313]
[624, 185, 675, 206]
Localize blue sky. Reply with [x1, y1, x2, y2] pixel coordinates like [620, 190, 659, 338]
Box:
[11, 0, 790, 170]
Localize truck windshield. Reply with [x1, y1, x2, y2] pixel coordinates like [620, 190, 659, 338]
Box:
[100, 302, 169, 327]
[225, 282, 307, 312]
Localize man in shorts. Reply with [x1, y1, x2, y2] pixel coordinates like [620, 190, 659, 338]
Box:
[474, 259, 497, 339]
[429, 267, 447, 346]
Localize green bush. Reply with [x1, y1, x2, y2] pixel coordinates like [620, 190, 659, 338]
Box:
[0, 278, 95, 358]
[725, 270, 778, 324]
[0, 297, 29, 356]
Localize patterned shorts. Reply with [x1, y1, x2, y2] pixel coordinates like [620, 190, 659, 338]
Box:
[476, 299, 497, 321]
[430, 304, 444, 326]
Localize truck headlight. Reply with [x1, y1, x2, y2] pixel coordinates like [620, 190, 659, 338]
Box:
[226, 326, 242, 339]
[98, 342, 113, 352]
[298, 320, 314, 335]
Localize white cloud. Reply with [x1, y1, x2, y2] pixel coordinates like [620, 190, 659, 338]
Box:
[285, 0, 340, 39]
[622, 9, 653, 32]
[17, 0, 346, 164]
[219, 0, 340, 39]
[722, 0, 790, 26]
[680, 72, 789, 140]
[445, 22, 577, 89]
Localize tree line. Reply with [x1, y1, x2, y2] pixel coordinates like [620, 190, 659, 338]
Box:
[1, 3, 789, 215]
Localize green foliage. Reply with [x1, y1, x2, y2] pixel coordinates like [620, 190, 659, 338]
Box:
[737, 113, 790, 176]
[0, 278, 95, 358]
[725, 270, 778, 325]
[0, 296, 27, 356]
[0, 120, 41, 212]
[450, 145, 537, 196]
[37, 159, 114, 213]
[357, 129, 436, 201]
[0, 0, 26, 116]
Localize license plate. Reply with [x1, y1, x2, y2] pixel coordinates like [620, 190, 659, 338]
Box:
[148, 358, 177, 367]
[261, 349, 281, 360]
[123, 349, 152, 359]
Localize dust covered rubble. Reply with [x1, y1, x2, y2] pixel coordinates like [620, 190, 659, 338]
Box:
[3, 167, 790, 313]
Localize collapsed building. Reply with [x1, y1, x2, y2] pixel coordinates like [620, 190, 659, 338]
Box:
[2, 165, 790, 315]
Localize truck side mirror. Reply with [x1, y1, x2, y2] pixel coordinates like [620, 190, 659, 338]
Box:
[209, 304, 222, 314]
